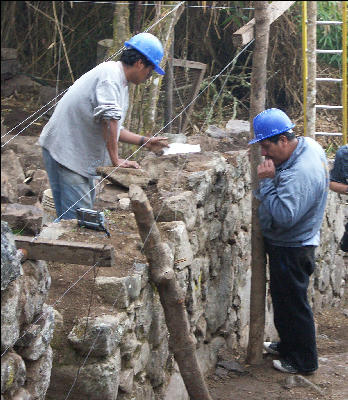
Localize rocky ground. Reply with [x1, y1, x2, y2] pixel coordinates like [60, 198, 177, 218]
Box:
[1, 76, 347, 400]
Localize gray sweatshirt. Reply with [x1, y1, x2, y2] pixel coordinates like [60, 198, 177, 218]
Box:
[39, 61, 128, 177]
[255, 137, 329, 247]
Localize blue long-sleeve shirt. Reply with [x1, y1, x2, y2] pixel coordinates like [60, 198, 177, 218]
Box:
[255, 137, 329, 247]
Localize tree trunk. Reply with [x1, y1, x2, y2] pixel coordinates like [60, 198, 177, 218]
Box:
[246, 1, 270, 365]
[129, 184, 212, 400]
[306, 1, 317, 139]
[142, 2, 184, 134]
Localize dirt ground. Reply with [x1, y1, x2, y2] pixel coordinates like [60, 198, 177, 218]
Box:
[44, 221, 348, 400]
[207, 293, 348, 400]
[2, 84, 347, 400]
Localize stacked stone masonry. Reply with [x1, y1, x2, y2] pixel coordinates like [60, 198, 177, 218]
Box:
[1, 150, 346, 400]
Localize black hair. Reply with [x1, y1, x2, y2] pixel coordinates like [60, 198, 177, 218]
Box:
[120, 48, 153, 68]
[268, 130, 296, 143]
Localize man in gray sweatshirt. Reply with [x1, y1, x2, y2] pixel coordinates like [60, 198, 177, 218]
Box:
[249, 108, 329, 374]
[39, 32, 168, 220]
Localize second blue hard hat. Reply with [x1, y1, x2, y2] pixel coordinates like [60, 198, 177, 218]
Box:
[125, 32, 165, 75]
[249, 108, 295, 144]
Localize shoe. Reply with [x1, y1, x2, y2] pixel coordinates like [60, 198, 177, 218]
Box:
[273, 359, 298, 374]
[263, 341, 280, 355]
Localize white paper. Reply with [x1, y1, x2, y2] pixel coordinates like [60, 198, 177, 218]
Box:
[162, 143, 201, 155]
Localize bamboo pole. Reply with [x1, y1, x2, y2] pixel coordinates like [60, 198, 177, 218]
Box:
[306, 1, 317, 139]
[52, 1, 74, 83]
[302, 1, 308, 136]
[342, 1, 347, 145]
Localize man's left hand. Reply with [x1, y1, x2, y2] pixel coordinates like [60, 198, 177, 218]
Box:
[144, 137, 169, 153]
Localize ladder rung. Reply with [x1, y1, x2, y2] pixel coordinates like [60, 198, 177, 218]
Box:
[315, 105, 343, 110]
[316, 50, 343, 54]
[315, 132, 343, 136]
[316, 21, 343, 25]
[316, 78, 343, 82]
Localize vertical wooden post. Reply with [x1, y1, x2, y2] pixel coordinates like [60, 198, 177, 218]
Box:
[164, 40, 174, 133]
[307, 1, 317, 139]
[246, 1, 270, 365]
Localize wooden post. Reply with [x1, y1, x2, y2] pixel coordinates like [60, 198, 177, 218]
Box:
[14, 236, 115, 267]
[306, 1, 317, 139]
[246, 1, 270, 365]
[164, 40, 174, 133]
[129, 185, 213, 400]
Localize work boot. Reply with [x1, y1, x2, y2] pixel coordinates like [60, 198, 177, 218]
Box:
[273, 359, 298, 374]
[263, 341, 280, 355]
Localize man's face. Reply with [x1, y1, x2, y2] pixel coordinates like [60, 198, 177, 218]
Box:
[259, 136, 290, 166]
[132, 60, 154, 84]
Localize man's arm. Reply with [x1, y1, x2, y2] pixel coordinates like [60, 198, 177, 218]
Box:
[119, 128, 169, 153]
[329, 181, 348, 194]
[102, 120, 139, 168]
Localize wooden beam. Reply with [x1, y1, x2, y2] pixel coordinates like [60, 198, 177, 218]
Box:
[172, 58, 206, 70]
[14, 236, 115, 267]
[233, 1, 296, 46]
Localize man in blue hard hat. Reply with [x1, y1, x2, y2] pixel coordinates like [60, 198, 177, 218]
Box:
[39, 32, 168, 220]
[249, 108, 329, 374]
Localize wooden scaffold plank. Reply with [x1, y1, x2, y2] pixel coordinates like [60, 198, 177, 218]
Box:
[233, 1, 296, 46]
[14, 236, 115, 267]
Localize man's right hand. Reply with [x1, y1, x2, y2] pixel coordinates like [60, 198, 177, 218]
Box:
[257, 159, 275, 179]
[114, 159, 140, 169]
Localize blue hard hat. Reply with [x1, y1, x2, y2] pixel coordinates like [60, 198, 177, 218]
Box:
[249, 108, 295, 144]
[124, 32, 165, 75]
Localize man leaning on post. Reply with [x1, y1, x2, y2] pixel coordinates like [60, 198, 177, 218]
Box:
[249, 108, 329, 374]
[39, 32, 169, 221]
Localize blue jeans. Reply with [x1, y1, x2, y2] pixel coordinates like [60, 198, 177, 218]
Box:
[42, 147, 96, 220]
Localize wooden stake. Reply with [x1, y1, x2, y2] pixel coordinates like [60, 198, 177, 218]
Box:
[129, 185, 213, 400]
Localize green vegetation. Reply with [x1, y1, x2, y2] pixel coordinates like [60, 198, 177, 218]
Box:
[317, 1, 344, 69]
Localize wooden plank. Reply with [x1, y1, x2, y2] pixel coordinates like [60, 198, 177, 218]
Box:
[172, 58, 206, 70]
[233, 1, 296, 46]
[14, 236, 115, 267]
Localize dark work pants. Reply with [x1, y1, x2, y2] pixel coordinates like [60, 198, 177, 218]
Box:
[265, 240, 318, 373]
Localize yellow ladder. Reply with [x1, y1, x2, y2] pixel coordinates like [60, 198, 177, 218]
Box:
[302, 1, 347, 144]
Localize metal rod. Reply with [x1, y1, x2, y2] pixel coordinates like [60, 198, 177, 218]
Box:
[316, 49, 343, 54]
[342, 1, 347, 144]
[315, 105, 343, 109]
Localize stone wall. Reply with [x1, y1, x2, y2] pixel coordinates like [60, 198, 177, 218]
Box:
[1, 221, 54, 400]
[2, 149, 346, 400]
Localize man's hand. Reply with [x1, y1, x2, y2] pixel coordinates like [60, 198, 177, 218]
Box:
[257, 159, 276, 179]
[144, 137, 169, 154]
[114, 159, 140, 169]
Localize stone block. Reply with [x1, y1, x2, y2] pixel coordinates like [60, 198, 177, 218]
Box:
[68, 314, 126, 357]
[24, 346, 53, 399]
[1, 278, 22, 352]
[48, 350, 121, 400]
[1, 351, 26, 396]
[1, 221, 23, 291]
[16, 305, 55, 361]
[1, 203, 43, 236]
[159, 191, 197, 231]
[95, 276, 130, 308]
[158, 221, 194, 269]
[19, 260, 51, 325]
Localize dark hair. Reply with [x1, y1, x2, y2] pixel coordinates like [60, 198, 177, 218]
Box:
[120, 48, 153, 68]
[268, 130, 296, 143]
